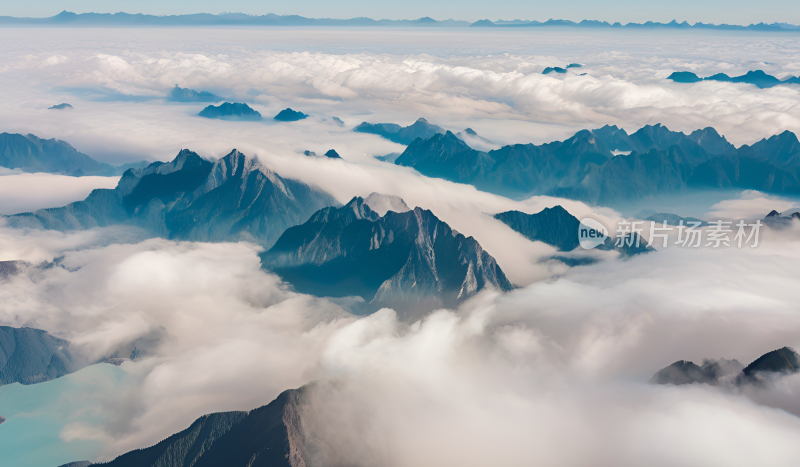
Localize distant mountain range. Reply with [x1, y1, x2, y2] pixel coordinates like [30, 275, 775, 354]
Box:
[198, 103, 261, 121]
[6, 149, 337, 248]
[0, 132, 147, 177]
[167, 86, 222, 103]
[261, 196, 512, 318]
[2, 12, 800, 31]
[668, 70, 800, 88]
[354, 118, 492, 148]
[394, 122, 800, 205]
[0, 326, 81, 386]
[651, 347, 799, 386]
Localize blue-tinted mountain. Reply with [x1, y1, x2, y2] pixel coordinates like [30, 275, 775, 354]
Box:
[261, 197, 512, 318]
[494, 206, 654, 256]
[0, 326, 81, 386]
[48, 103, 73, 110]
[543, 67, 567, 74]
[167, 85, 222, 103]
[651, 347, 798, 386]
[353, 117, 445, 145]
[5, 149, 337, 248]
[92, 387, 316, 467]
[0, 132, 143, 176]
[274, 108, 308, 122]
[395, 124, 799, 204]
[668, 70, 800, 89]
[324, 149, 341, 159]
[198, 102, 261, 121]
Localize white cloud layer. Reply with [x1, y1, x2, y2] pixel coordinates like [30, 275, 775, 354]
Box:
[0, 223, 799, 465]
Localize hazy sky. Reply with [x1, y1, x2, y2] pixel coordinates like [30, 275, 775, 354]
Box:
[4, 0, 800, 25]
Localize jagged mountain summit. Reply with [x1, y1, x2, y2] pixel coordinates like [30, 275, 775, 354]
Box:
[494, 205, 654, 257]
[651, 347, 799, 386]
[198, 102, 262, 120]
[6, 149, 337, 248]
[261, 197, 512, 318]
[353, 117, 445, 145]
[0, 132, 145, 176]
[167, 85, 222, 103]
[394, 124, 800, 205]
[0, 326, 81, 386]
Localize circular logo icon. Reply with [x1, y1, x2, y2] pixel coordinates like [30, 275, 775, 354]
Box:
[578, 217, 608, 249]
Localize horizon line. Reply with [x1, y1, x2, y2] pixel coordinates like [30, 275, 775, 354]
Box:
[0, 11, 799, 31]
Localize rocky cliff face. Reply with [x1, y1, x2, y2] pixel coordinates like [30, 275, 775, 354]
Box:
[95, 387, 317, 467]
[262, 197, 512, 319]
[5, 150, 337, 248]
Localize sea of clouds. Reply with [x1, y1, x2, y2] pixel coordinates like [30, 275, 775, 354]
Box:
[1, 25, 800, 466]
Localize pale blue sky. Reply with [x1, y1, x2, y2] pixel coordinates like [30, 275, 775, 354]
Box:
[3, 0, 800, 25]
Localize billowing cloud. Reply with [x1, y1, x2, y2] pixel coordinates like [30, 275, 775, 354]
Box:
[1, 222, 799, 465]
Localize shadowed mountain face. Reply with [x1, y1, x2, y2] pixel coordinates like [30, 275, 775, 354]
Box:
[738, 347, 800, 384]
[0, 133, 136, 176]
[261, 197, 512, 318]
[274, 108, 308, 122]
[494, 206, 654, 256]
[395, 124, 800, 204]
[353, 117, 445, 145]
[650, 359, 744, 385]
[5, 150, 337, 248]
[198, 102, 262, 120]
[651, 347, 798, 386]
[0, 326, 81, 386]
[94, 388, 317, 467]
[494, 206, 581, 251]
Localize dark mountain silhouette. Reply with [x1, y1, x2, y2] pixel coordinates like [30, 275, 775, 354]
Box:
[274, 108, 308, 122]
[668, 70, 800, 89]
[92, 387, 318, 467]
[0, 326, 81, 385]
[652, 347, 798, 386]
[738, 347, 800, 384]
[198, 102, 261, 120]
[5, 149, 337, 248]
[0, 132, 144, 176]
[48, 103, 73, 110]
[494, 206, 654, 256]
[167, 85, 221, 103]
[394, 124, 800, 204]
[324, 149, 341, 159]
[261, 197, 512, 318]
[353, 117, 445, 145]
[650, 359, 744, 385]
